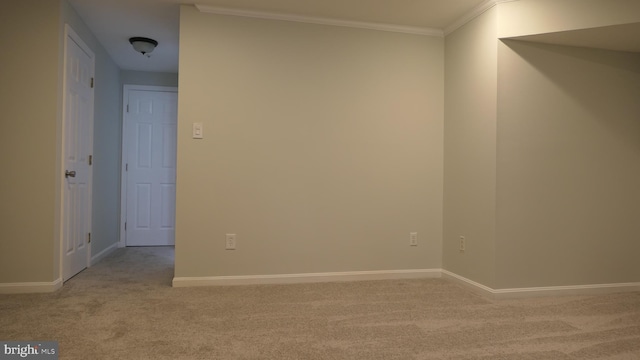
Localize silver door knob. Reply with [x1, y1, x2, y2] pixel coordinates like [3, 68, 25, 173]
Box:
[65, 170, 76, 178]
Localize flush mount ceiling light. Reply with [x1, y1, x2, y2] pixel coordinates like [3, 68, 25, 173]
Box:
[129, 37, 158, 57]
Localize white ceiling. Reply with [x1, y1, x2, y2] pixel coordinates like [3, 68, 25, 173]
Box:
[69, 0, 181, 73]
[68, 0, 640, 74]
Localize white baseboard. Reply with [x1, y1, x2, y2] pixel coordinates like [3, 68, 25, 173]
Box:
[0, 278, 63, 294]
[173, 269, 440, 287]
[441, 269, 640, 299]
[2, 265, 627, 299]
[90, 243, 119, 266]
[441, 270, 495, 297]
[492, 282, 640, 299]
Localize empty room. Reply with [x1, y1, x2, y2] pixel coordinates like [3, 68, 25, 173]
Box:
[1, 0, 640, 358]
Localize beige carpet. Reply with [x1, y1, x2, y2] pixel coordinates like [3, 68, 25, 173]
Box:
[1, 247, 639, 359]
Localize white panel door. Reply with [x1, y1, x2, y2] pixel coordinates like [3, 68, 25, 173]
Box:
[62, 26, 94, 281]
[125, 90, 177, 246]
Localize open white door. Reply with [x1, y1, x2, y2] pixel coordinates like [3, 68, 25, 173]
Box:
[122, 86, 178, 246]
[61, 25, 94, 281]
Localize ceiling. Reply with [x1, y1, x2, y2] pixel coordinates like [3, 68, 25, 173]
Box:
[510, 22, 640, 54]
[68, 0, 640, 74]
[67, 0, 487, 73]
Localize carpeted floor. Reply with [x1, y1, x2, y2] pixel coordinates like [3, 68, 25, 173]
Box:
[1, 247, 639, 359]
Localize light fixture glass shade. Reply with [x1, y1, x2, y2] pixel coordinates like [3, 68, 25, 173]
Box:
[129, 37, 158, 55]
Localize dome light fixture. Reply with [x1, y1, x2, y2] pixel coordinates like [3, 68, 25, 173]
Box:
[129, 37, 158, 57]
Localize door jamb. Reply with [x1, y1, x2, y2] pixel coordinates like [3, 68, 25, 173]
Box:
[119, 85, 179, 248]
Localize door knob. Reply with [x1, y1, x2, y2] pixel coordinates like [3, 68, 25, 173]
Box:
[65, 170, 76, 178]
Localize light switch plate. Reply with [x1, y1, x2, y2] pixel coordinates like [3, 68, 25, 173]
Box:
[409, 232, 418, 246]
[226, 234, 236, 250]
[193, 123, 203, 139]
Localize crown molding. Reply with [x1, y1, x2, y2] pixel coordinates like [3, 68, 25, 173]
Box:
[444, 0, 519, 36]
[195, 4, 443, 37]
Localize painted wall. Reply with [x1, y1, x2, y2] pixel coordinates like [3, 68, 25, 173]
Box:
[493, 0, 640, 289]
[0, 0, 62, 283]
[121, 71, 178, 88]
[443, 7, 498, 287]
[175, 6, 444, 278]
[495, 41, 640, 288]
[62, 1, 122, 261]
[4, 0, 637, 292]
[0, 0, 122, 285]
[443, 0, 640, 290]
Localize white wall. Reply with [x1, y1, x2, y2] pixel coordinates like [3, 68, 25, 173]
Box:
[496, 41, 640, 288]
[443, 7, 498, 287]
[175, 6, 444, 279]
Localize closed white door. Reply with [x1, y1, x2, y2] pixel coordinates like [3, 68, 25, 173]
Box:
[62, 25, 94, 281]
[124, 89, 177, 246]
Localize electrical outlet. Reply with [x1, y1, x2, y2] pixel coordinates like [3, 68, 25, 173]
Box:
[459, 236, 466, 252]
[409, 232, 418, 246]
[225, 234, 236, 250]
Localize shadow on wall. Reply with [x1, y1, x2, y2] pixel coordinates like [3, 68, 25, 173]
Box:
[501, 39, 640, 152]
[495, 39, 640, 287]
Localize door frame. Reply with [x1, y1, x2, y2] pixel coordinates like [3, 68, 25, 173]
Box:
[59, 24, 95, 279]
[119, 85, 178, 247]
